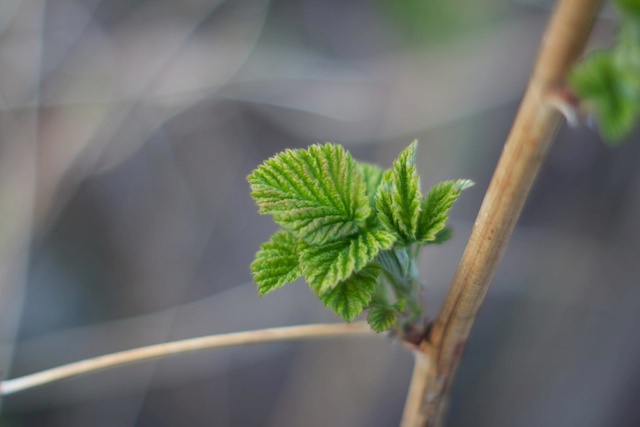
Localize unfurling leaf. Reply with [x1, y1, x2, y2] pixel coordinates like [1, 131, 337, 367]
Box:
[376, 249, 411, 282]
[375, 170, 398, 236]
[375, 141, 422, 242]
[416, 179, 473, 242]
[319, 265, 380, 322]
[391, 141, 422, 238]
[248, 143, 370, 245]
[251, 230, 301, 296]
[358, 162, 385, 207]
[569, 52, 640, 141]
[428, 227, 453, 245]
[300, 228, 395, 294]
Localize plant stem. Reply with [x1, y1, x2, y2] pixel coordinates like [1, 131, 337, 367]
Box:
[0, 322, 374, 396]
[405, 0, 605, 425]
[400, 345, 431, 427]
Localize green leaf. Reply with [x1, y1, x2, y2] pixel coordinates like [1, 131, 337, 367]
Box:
[367, 304, 398, 332]
[376, 248, 411, 282]
[428, 227, 453, 245]
[251, 230, 301, 296]
[319, 265, 379, 322]
[619, 23, 640, 60]
[392, 141, 422, 238]
[416, 179, 473, 243]
[300, 228, 395, 294]
[615, 0, 640, 20]
[570, 52, 640, 142]
[568, 0, 640, 143]
[375, 170, 398, 236]
[358, 162, 385, 207]
[375, 141, 422, 242]
[393, 299, 407, 312]
[248, 143, 370, 244]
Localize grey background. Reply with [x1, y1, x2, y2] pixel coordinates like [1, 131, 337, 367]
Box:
[0, 0, 638, 426]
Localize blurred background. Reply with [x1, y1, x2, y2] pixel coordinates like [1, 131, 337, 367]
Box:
[0, 0, 639, 426]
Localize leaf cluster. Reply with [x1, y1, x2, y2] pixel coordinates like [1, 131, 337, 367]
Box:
[569, 0, 640, 142]
[248, 141, 472, 332]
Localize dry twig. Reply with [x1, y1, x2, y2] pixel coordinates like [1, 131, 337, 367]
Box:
[0, 322, 374, 396]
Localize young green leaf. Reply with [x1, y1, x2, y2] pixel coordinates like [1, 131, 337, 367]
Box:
[391, 141, 422, 239]
[568, 0, 640, 143]
[569, 52, 640, 141]
[376, 248, 411, 282]
[300, 228, 395, 294]
[428, 227, 453, 245]
[248, 143, 370, 245]
[393, 299, 407, 313]
[249, 140, 472, 330]
[367, 304, 398, 333]
[319, 265, 380, 322]
[416, 179, 473, 242]
[358, 162, 385, 207]
[251, 230, 302, 296]
[615, 0, 640, 19]
[375, 141, 422, 242]
[375, 170, 399, 237]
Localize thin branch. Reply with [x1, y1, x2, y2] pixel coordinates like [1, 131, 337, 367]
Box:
[408, 0, 605, 425]
[0, 322, 375, 396]
[400, 344, 432, 427]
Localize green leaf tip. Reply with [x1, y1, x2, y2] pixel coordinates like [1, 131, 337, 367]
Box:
[375, 141, 422, 243]
[416, 179, 474, 243]
[392, 141, 422, 239]
[251, 230, 301, 296]
[248, 143, 370, 245]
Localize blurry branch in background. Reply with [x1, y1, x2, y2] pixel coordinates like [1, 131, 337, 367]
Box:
[32, 0, 268, 233]
[0, 322, 375, 396]
[400, 0, 604, 426]
[0, 0, 267, 410]
[0, 2, 47, 412]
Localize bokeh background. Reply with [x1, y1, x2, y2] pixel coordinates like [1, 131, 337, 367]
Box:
[1, 0, 639, 426]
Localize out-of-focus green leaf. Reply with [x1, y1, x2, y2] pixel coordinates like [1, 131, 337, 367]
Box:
[615, 0, 640, 20]
[570, 52, 640, 142]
